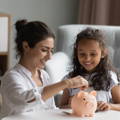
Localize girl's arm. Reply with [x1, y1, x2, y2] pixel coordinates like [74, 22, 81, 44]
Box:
[109, 103, 120, 111]
[59, 89, 71, 108]
[97, 101, 120, 111]
[97, 85, 120, 111]
[111, 85, 120, 103]
[110, 85, 120, 111]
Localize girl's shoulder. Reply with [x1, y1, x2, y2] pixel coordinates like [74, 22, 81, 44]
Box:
[109, 70, 119, 84]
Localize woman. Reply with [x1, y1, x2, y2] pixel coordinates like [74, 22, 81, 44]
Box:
[1, 19, 88, 117]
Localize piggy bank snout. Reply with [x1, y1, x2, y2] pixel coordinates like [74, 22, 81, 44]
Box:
[84, 99, 95, 107]
[86, 101, 95, 108]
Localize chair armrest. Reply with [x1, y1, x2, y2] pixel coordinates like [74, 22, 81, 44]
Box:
[45, 52, 71, 83]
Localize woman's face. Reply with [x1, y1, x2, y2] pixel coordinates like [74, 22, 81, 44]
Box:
[24, 37, 54, 69]
[77, 39, 102, 72]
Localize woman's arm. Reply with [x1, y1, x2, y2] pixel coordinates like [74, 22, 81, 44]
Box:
[42, 80, 67, 101]
[41, 76, 88, 101]
[1, 72, 44, 112]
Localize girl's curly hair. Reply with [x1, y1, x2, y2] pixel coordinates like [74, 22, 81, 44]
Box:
[69, 28, 119, 91]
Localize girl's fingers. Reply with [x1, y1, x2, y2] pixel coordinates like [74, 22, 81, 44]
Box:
[100, 103, 107, 110]
[97, 101, 110, 111]
[97, 101, 105, 109]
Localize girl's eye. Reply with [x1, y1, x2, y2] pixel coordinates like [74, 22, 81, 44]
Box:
[79, 53, 86, 57]
[90, 53, 97, 56]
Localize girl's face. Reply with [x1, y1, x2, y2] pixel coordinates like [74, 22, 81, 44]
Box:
[77, 39, 103, 72]
[23, 37, 54, 69]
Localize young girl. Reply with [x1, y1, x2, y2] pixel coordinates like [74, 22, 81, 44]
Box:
[60, 28, 120, 111]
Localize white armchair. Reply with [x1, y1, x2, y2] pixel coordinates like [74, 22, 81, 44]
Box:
[45, 24, 120, 84]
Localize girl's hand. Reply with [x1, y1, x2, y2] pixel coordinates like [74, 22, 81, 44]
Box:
[64, 76, 88, 89]
[97, 101, 111, 111]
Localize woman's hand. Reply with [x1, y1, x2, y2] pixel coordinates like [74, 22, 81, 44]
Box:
[64, 76, 88, 89]
[97, 101, 111, 111]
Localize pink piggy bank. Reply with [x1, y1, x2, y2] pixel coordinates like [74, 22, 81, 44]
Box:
[71, 91, 97, 117]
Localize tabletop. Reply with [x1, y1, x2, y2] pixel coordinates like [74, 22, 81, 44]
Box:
[1, 109, 120, 120]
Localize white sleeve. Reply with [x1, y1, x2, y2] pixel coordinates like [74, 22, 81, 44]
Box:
[110, 71, 119, 84]
[110, 71, 119, 89]
[1, 72, 45, 111]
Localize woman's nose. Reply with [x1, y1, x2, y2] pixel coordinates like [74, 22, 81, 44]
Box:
[46, 51, 52, 60]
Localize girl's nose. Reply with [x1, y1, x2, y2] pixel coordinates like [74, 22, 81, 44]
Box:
[85, 55, 91, 61]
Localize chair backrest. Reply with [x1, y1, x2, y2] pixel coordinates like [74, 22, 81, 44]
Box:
[56, 24, 120, 72]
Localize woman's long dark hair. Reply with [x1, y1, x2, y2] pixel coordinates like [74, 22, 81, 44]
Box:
[15, 19, 55, 57]
[69, 28, 119, 91]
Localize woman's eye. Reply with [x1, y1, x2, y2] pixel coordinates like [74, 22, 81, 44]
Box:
[41, 48, 54, 54]
[41, 49, 48, 52]
[51, 49, 54, 54]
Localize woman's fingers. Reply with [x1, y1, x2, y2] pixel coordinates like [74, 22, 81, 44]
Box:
[65, 75, 88, 88]
[75, 76, 88, 88]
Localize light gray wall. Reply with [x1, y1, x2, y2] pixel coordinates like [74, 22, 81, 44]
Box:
[0, 0, 78, 67]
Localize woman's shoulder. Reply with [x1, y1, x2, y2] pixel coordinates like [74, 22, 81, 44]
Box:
[2, 64, 26, 83]
[3, 64, 20, 76]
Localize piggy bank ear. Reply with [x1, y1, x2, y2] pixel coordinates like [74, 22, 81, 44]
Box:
[90, 90, 97, 96]
[77, 91, 85, 97]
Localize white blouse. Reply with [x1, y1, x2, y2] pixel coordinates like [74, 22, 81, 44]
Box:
[1, 64, 56, 117]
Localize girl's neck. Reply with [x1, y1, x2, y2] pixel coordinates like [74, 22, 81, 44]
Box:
[82, 68, 93, 75]
[85, 68, 97, 74]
